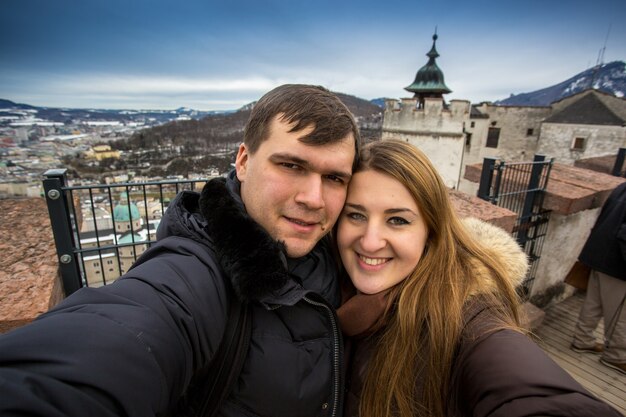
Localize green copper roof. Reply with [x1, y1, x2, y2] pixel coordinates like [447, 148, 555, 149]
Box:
[113, 193, 140, 222]
[405, 33, 452, 95]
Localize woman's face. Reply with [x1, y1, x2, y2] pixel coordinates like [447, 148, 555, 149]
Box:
[337, 169, 429, 294]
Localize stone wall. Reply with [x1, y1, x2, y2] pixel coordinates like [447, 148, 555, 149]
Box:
[537, 122, 626, 165]
[0, 198, 63, 333]
[468, 104, 551, 164]
[382, 97, 470, 188]
[465, 162, 626, 306]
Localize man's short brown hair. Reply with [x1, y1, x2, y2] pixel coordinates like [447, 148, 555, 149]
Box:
[244, 84, 361, 167]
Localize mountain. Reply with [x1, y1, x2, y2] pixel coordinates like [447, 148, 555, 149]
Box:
[0, 91, 383, 129]
[116, 91, 383, 152]
[369, 98, 387, 108]
[0, 99, 37, 110]
[495, 61, 626, 106]
[0, 99, 228, 126]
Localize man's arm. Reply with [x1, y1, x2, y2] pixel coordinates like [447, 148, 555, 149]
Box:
[0, 238, 229, 417]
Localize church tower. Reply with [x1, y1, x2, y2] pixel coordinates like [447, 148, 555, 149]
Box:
[382, 31, 470, 189]
[405, 32, 452, 108]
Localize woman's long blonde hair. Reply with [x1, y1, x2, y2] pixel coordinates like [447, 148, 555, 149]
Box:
[356, 140, 522, 417]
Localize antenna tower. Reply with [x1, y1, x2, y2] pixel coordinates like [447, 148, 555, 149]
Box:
[595, 24, 611, 67]
[590, 24, 611, 89]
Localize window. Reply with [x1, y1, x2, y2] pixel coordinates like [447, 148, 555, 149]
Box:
[572, 137, 586, 151]
[486, 128, 500, 148]
[527, 128, 534, 136]
[93, 262, 100, 267]
[470, 121, 475, 128]
[95, 270, 101, 274]
[465, 133, 472, 147]
[107, 260, 113, 265]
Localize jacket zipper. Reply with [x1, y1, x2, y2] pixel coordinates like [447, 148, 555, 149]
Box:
[304, 296, 341, 417]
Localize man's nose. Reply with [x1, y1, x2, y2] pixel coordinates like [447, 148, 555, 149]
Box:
[295, 176, 325, 209]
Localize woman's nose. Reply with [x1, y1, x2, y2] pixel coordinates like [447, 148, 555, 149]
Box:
[359, 223, 386, 252]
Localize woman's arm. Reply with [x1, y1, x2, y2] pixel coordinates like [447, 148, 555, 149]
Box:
[453, 329, 622, 417]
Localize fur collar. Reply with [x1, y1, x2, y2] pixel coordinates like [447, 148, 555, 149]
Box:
[461, 217, 529, 296]
[198, 177, 291, 303]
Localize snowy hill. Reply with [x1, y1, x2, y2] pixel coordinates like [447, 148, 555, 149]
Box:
[496, 61, 626, 106]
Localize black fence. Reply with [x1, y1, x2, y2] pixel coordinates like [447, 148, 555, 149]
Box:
[43, 169, 210, 295]
[477, 155, 554, 299]
[612, 148, 626, 177]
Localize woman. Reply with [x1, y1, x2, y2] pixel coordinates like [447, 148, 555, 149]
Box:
[336, 140, 620, 417]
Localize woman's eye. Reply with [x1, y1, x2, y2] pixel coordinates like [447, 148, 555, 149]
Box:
[389, 216, 410, 225]
[346, 212, 366, 221]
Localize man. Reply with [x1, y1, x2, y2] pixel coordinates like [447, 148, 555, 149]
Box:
[571, 181, 626, 375]
[0, 84, 360, 416]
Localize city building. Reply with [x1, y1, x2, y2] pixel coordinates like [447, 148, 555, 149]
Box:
[382, 34, 626, 192]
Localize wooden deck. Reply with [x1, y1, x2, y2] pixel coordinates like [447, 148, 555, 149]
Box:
[533, 292, 626, 415]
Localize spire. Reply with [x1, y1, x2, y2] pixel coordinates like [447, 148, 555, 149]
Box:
[405, 31, 452, 106]
[427, 32, 440, 61]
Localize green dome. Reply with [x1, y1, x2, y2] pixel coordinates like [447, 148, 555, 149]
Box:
[113, 193, 141, 222]
[405, 33, 452, 95]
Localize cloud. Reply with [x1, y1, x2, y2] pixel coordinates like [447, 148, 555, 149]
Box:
[0, 73, 285, 110]
[55, 75, 276, 95]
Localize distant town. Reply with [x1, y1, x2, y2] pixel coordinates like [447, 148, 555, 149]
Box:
[0, 91, 385, 200]
[0, 102, 241, 199]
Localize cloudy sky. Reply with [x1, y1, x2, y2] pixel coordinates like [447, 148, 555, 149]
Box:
[1, 0, 625, 111]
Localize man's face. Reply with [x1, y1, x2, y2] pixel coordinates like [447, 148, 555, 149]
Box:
[236, 115, 355, 258]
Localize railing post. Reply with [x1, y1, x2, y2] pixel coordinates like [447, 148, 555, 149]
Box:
[477, 157, 497, 202]
[43, 169, 82, 296]
[612, 148, 626, 177]
[517, 155, 546, 246]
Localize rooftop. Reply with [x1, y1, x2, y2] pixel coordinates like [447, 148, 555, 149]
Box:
[545, 91, 626, 125]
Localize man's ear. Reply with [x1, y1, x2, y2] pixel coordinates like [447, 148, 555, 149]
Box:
[235, 143, 249, 181]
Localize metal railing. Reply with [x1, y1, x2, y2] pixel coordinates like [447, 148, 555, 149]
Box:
[612, 147, 626, 177]
[43, 169, 210, 295]
[478, 155, 554, 298]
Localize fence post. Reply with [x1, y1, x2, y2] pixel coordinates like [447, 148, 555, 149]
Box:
[43, 169, 82, 296]
[612, 148, 626, 177]
[517, 155, 546, 246]
[477, 158, 497, 202]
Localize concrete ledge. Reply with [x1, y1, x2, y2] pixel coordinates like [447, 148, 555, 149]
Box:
[449, 189, 517, 232]
[574, 154, 623, 176]
[464, 163, 626, 216]
[0, 198, 63, 334]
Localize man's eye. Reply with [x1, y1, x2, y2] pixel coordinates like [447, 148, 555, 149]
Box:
[325, 175, 345, 184]
[280, 163, 301, 170]
[389, 216, 410, 225]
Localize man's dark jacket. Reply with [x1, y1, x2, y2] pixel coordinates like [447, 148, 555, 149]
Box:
[0, 173, 344, 417]
[579, 182, 626, 280]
